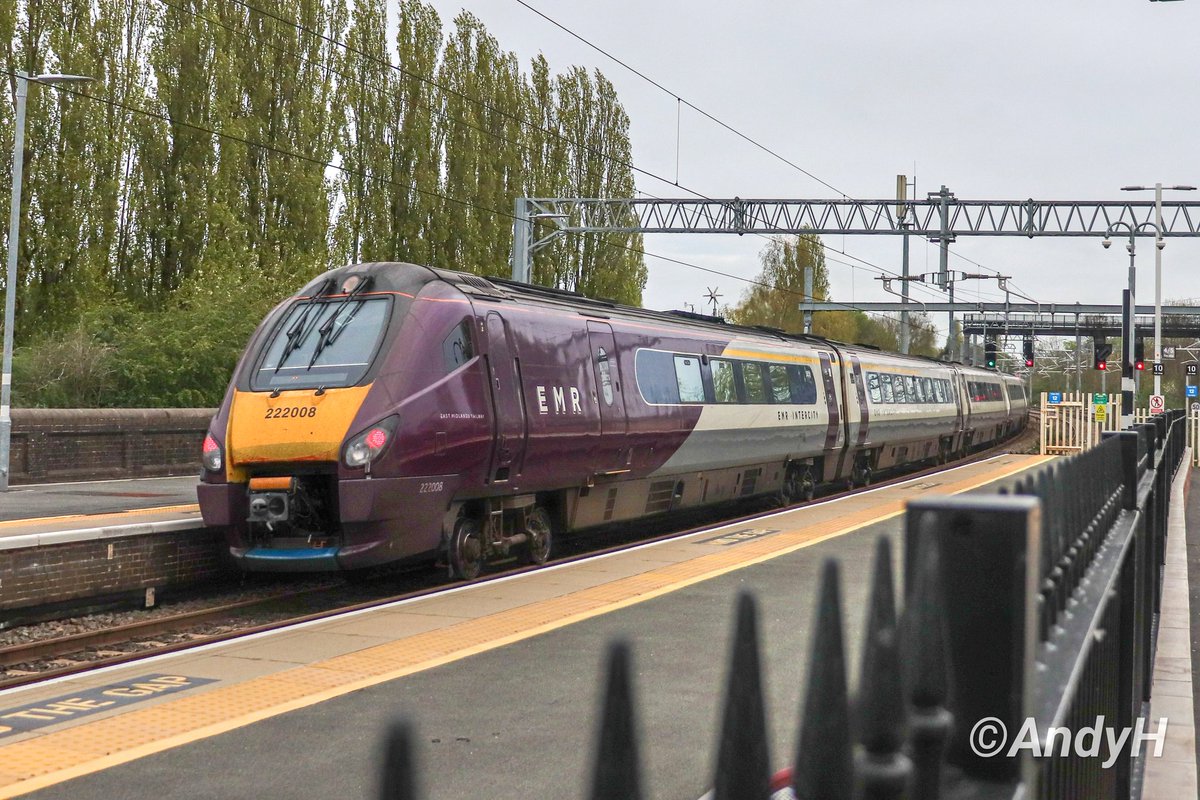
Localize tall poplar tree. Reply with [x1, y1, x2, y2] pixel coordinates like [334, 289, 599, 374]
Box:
[436, 12, 525, 276]
[136, 0, 221, 298]
[523, 54, 569, 288]
[554, 67, 644, 305]
[386, 0, 441, 265]
[227, 0, 339, 282]
[333, 0, 394, 265]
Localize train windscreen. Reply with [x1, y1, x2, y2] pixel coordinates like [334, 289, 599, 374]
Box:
[251, 296, 393, 391]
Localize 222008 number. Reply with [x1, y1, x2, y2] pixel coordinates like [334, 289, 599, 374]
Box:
[264, 406, 317, 419]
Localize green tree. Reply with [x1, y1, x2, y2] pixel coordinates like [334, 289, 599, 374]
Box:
[729, 233, 829, 332]
[729, 233, 939, 354]
[332, 0, 393, 265]
[227, 0, 339, 282]
[551, 67, 644, 304]
[435, 12, 525, 276]
[386, 0, 441, 265]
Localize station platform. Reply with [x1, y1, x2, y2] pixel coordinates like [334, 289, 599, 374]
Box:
[0, 454, 1061, 800]
[0, 476, 201, 546]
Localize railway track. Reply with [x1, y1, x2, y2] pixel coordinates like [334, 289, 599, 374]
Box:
[0, 427, 1038, 692]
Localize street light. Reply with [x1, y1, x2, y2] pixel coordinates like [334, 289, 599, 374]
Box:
[2, 72, 94, 490]
[1103, 219, 1162, 429]
[1121, 184, 1197, 396]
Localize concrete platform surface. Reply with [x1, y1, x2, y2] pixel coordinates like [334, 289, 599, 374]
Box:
[0, 455, 1053, 800]
[0, 477, 202, 548]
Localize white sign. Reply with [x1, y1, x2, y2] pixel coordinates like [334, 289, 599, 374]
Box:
[1149, 394, 1165, 414]
[1192, 402, 1200, 413]
[1163, 346, 1176, 360]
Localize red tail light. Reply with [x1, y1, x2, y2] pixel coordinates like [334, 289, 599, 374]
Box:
[343, 416, 400, 469]
[365, 428, 388, 450]
[202, 433, 223, 472]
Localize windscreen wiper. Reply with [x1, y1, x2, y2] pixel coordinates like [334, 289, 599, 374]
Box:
[275, 278, 334, 374]
[306, 277, 371, 370]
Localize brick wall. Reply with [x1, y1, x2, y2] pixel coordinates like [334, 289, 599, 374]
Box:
[11, 409, 217, 485]
[0, 527, 234, 612]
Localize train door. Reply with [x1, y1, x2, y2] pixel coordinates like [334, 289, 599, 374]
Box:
[952, 368, 968, 452]
[817, 351, 844, 481]
[586, 321, 628, 471]
[848, 355, 870, 451]
[485, 312, 527, 482]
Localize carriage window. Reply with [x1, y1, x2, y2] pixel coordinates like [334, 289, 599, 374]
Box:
[903, 376, 917, 402]
[879, 373, 894, 403]
[740, 362, 768, 404]
[919, 378, 932, 403]
[635, 349, 680, 404]
[788, 365, 818, 404]
[596, 347, 614, 405]
[867, 371, 882, 403]
[768, 364, 791, 403]
[911, 377, 925, 403]
[711, 359, 738, 403]
[674, 356, 705, 403]
[932, 379, 946, 404]
[988, 383, 1003, 401]
[441, 319, 475, 373]
[892, 374, 908, 403]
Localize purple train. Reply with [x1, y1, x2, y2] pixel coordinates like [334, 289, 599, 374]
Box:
[197, 262, 1028, 578]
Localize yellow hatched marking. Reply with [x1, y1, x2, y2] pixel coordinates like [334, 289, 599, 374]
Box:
[0, 455, 1052, 798]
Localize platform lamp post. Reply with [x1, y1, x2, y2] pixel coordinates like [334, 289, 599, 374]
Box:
[1121, 184, 1197, 396]
[1, 71, 94, 491]
[1103, 219, 1162, 429]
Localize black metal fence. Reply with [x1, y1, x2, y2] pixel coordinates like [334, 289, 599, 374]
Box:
[376, 410, 1187, 799]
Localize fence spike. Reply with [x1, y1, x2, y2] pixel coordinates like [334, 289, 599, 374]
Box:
[792, 560, 852, 800]
[857, 536, 910, 799]
[378, 719, 420, 800]
[589, 641, 643, 800]
[902, 531, 952, 800]
[712, 592, 771, 800]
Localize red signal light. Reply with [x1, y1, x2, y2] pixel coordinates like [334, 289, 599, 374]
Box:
[1024, 359, 1033, 367]
[1135, 360, 1145, 371]
[1098, 362, 1107, 371]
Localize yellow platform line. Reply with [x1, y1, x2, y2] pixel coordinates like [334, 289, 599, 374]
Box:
[0, 504, 199, 530]
[0, 455, 1051, 797]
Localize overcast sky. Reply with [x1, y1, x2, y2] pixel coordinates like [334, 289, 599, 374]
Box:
[419, 0, 1200, 338]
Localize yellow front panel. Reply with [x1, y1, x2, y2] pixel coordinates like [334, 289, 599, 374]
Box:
[226, 385, 372, 480]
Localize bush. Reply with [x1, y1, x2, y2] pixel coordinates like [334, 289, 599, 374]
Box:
[13, 271, 286, 408]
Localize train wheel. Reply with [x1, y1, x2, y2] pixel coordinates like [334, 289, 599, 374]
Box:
[852, 457, 872, 488]
[779, 466, 816, 506]
[450, 517, 484, 580]
[800, 468, 816, 501]
[522, 507, 553, 565]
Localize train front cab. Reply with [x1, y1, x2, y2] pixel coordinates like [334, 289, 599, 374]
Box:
[198, 265, 495, 573]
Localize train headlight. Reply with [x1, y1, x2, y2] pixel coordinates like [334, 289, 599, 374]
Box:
[202, 433, 224, 472]
[343, 416, 399, 468]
